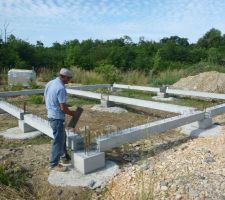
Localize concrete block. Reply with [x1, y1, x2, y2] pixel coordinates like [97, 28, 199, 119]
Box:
[159, 85, 168, 93]
[101, 95, 114, 107]
[198, 118, 213, 129]
[156, 92, 169, 98]
[18, 120, 37, 133]
[67, 133, 84, 150]
[72, 151, 105, 174]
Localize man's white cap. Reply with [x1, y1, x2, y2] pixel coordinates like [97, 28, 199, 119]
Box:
[59, 68, 73, 77]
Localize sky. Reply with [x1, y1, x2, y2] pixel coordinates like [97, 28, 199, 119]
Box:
[0, 0, 225, 46]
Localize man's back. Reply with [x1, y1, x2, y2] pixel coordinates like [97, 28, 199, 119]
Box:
[44, 77, 67, 119]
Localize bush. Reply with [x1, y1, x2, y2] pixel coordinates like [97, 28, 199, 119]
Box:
[121, 70, 148, 85]
[28, 95, 43, 104]
[95, 64, 122, 83]
[150, 69, 186, 86]
[37, 68, 56, 82]
[28, 80, 41, 89]
[186, 61, 225, 75]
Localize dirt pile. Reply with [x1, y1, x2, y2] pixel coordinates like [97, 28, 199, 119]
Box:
[173, 71, 225, 93]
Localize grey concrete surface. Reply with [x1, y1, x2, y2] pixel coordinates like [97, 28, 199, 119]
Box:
[0, 127, 42, 139]
[72, 151, 105, 174]
[48, 160, 119, 189]
[96, 111, 205, 151]
[18, 120, 37, 133]
[91, 105, 128, 113]
[179, 122, 222, 137]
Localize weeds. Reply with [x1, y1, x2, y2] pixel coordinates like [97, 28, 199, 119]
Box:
[150, 69, 186, 86]
[0, 162, 27, 188]
[114, 89, 154, 100]
[0, 135, 51, 149]
[70, 67, 105, 84]
[122, 70, 149, 85]
[28, 95, 43, 104]
[37, 68, 56, 82]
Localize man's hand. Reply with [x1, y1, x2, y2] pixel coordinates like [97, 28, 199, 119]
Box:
[60, 103, 74, 116]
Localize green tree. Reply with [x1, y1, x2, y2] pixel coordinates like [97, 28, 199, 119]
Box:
[197, 28, 222, 48]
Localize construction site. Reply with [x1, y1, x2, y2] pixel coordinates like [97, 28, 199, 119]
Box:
[1, 71, 225, 199]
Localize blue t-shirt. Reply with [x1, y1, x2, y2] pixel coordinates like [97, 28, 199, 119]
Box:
[44, 77, 67, 119]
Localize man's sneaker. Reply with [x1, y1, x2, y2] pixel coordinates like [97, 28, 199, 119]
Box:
[48, 164, 68, 172]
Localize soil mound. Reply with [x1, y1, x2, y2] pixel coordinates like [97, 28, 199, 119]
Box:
[173, 71, 225, 93]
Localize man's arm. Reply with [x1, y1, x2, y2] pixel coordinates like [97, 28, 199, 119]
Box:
[60, 103, 74, 116]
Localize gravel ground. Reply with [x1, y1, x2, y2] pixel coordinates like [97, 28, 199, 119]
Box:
[102, 115, 225, 200]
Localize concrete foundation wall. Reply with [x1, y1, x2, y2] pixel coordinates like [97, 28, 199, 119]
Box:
[67, 89, 102, 100]
[113, 83, 160, 93]
[113, 84, 225, 100]
[167, 88, 225, 100]
[23, 114, 53, 138]
[0, 89, 44, 97]
[0, 101, 24, 119]
[206, 103, 225, 117]
[97, 111, 205, 151]
[68, 84, 111, 90]
[108, 95, 195, 114]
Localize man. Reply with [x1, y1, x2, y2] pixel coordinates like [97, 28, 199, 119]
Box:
[44, 68, 75, 172]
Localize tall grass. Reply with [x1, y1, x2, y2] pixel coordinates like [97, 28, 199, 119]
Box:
[37, 68, 57, 82]
[70, 67, 105, 84]
[121, 70, 149, 85]
[150, 69, 186, 86]
[70, 67, 149, 85]
[186, 61, 225, 75]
